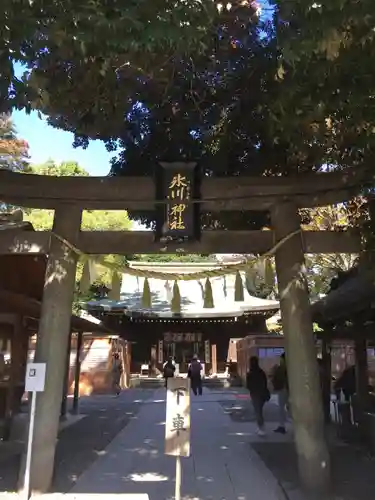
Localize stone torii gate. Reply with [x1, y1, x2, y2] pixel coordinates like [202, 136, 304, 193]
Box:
[0, 168, 367, 495]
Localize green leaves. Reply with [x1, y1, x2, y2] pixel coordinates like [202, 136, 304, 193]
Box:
[23, 159, 131, 308]
[0, 113, 30, 173]
[271, 0, 375, 164]
[31, 160, 89, 177]
[3, 0, 375, 192]
[1, 0, 224, 122]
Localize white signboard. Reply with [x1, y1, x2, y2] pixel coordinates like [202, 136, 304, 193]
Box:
[25, 363, 46, 392]
[164, 332, 202, 343]
[165, 378, 191, 457]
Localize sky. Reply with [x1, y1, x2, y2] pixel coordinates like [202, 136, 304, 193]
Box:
[12, 60, 114, 176]
[12, 109, 114, 176]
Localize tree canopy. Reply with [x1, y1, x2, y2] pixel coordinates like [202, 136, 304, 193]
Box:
[31, 159, 89, 177]
[0, 114, 29, 172]
[2, 0, 227, 121]
[0, 113, 30, 211]
[3, 1, 374, 229]
[26, 161, 132, 231]
[131, 254, 214, 263]
[271, 0, 375, 172]
[3, 1, 374, 171]
[25, 204, 131, 232]
[301, 202, 361, 297]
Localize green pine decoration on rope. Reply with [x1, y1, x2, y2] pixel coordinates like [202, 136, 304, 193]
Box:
[203, 278, 214, 308]
[234, 271, 244, 301]
[142, 277, 152, 308]
[171, 281, 181, 313]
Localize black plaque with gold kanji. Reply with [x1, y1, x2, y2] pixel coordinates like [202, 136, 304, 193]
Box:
[155, 162, 200, 242]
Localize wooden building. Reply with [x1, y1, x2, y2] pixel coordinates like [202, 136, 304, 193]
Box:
[236, 334, 285, 383]
[85, 261, 280, 374]
[0, 246, 115, 437]
[311, 265, 375, 427]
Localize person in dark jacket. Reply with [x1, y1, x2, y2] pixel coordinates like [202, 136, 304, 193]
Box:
[334, 365, 356, 402]
[111, 352, 122, 396]
[246, 356, 270, 436]
[163, 356, 176, 388]
[188, 354, 203, 396]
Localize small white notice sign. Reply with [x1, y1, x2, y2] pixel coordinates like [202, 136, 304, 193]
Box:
[165, 378, 191, 457]
[25, 363, 46, 392]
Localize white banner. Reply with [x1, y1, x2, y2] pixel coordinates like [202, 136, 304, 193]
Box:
[158, 340, 164, 364]
[165, 378, 191, 457]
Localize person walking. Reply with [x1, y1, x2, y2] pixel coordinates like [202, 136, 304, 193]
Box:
[271, 353, 289, 434]
[246, 356, 270, 436]
[334, 364, 356, 402]
[163, 356, 176, 389]
[188, 354, 203, 396]
[111, 352, 123, 397]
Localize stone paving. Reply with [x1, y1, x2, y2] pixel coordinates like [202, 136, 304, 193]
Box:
[224, 392, 375, 500]
[65, 388, 287, 500]
[0, 389, 152, 494]
[2, 385, 374, 500]
[5, 384, 375, 500]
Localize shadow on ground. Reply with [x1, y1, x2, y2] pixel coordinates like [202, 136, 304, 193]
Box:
[219, 399, 280, 422]
[252, 438, 375, 500]
[0, 389, 152, 494]
[219, 395, 375, 500]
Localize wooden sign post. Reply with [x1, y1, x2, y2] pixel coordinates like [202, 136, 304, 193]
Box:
[165, 378, 191, 500]
[211, 344, 217, 376]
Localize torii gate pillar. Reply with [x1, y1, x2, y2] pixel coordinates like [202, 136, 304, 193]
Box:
[19, 206, 82, 494]
[271, 202, 330, 494]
